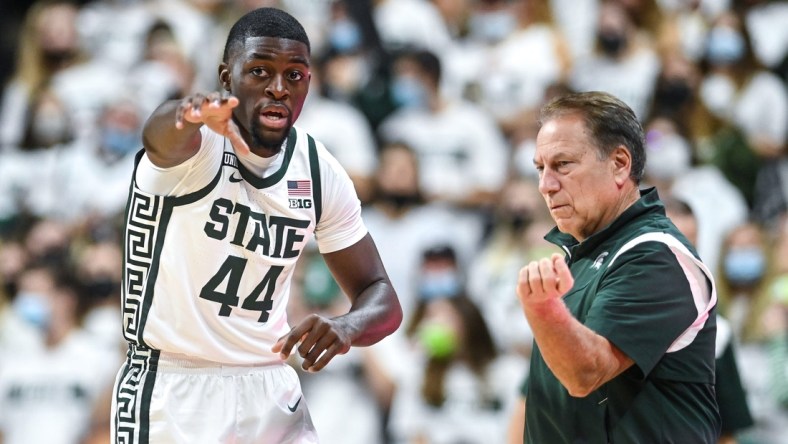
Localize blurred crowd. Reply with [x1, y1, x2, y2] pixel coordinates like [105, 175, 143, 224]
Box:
[0, 0, 786, 443]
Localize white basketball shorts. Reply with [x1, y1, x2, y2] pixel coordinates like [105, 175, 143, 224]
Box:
[111, 346, 318, 443]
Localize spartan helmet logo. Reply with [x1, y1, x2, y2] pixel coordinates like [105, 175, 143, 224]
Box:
[592, 252, 609, 270]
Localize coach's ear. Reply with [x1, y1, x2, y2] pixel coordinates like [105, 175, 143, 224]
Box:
[218, 64, 231, 92]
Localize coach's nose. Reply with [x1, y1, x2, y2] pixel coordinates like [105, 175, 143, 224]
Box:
[538, 168, 560, 196]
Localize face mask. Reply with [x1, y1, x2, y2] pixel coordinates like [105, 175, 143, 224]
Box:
[419, 270, 461, 300]
[84, 278, 119, 300]
[655, 78, 693, 111]
[13, 292, 52, 331]
[468, 11, 517, 43]
[706, 26, 745, 64]
[645, 131, 691, 181]
[391, 76, 428, 110]
[700, 73, 736, 118]
[724, 247, 766, 286]
[328, 19, 362, 54]
[3, 280, 18, 299]
[42, 49, 76, 70]
[102, 127, 140, 156]
[379, 191, 421, 210]
[418, 321, 458, 359]
[500, 210, 533, 231]
[32, 110, 70, 147]
[598, 31, 627, 57]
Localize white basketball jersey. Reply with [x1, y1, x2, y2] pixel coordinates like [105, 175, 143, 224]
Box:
[121, 126, 365, 365]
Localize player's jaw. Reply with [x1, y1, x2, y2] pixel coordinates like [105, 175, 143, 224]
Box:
[250, 102, 292, 151]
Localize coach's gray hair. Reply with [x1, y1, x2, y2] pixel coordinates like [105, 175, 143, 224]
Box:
[539, 91, 646, 184]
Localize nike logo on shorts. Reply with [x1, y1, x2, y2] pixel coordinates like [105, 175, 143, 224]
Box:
[287, 396, 302, 412]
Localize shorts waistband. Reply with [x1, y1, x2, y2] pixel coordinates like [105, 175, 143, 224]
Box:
[156, 352, 286, 375]
[127, 346, 285, 375]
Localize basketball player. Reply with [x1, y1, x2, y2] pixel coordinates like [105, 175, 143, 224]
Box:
[111, 8, 402, 443]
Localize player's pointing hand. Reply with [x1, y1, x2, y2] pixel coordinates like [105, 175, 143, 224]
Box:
[174, 92, 250, 155]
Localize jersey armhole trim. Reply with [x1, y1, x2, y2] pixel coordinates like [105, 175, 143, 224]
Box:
[308, 134, 322, 225]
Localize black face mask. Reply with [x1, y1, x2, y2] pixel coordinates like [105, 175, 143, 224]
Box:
[42, 49, 77, 70]
[378, 192, 422, 210]
[84, 278, 119, 300]
[509, 212, 533, 232]
[3, 280, 18, 300]
[598, 31, 626, 57]
[655, 78, 694, 110]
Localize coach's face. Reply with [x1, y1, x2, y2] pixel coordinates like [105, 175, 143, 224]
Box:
[533, 113, 633, 242]
[220, 36, 311, 156]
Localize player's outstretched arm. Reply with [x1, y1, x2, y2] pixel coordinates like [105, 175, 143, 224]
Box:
[517, 253, 633, 397]
[272, 234, 402, 372]
[142, 92, 250, 168]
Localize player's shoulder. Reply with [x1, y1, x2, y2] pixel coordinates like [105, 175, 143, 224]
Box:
[292, 126, 345, 172]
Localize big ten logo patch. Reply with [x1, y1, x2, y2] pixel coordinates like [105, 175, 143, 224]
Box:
[289, 198, 312, 209]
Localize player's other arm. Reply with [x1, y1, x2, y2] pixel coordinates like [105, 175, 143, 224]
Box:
[272, 233, 402, 372]
[322, 233, 403, 346]
[517, 254, 634, 397]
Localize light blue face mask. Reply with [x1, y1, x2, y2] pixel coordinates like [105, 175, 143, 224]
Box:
[706, 26, 745, 64]
[724, 247, 766, 286]
[391, 76, 428, 109]
[13, 292, 52, 331]
[329, 19, 362, 54]
[419, 270, 461, 300]
[468, 11, 517, 43]
[102, 127, 140, 156]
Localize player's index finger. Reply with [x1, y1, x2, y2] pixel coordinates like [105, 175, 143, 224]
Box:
[281, 323, 312, 353]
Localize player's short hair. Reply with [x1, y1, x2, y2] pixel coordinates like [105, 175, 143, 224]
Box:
[222, 7, 311, 63]
[539, 91, 646, 184]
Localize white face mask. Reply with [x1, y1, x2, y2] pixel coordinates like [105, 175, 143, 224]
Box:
[31, 109, 70, 147]
[700, 73, 736, 119]
[645, 130, 691, 181]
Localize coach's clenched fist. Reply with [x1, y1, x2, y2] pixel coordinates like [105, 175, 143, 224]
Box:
[516, 253, 574, 307]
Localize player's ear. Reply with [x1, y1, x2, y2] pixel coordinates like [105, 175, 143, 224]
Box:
[218, 64, 231, 92]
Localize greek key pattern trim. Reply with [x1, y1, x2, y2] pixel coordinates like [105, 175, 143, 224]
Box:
[123, 190, 162, 343]
[114, 345, 159, 444]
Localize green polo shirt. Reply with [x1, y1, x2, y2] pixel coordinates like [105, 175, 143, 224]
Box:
[525, 188, 720, 443]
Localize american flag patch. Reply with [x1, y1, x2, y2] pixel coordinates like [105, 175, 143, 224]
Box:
[287, 180, 311, 196]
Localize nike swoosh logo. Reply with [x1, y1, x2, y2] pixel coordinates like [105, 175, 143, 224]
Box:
[229, 173, 243, 183]
[287, 396, 302, 413]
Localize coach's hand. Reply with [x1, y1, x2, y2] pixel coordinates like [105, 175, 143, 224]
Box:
[175, 92, 250, 155]
[517, 253, 574, 307]
[272, 314, 352, 372]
